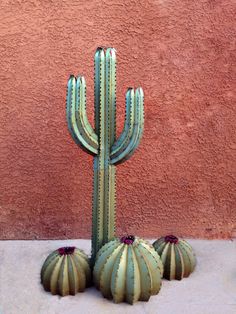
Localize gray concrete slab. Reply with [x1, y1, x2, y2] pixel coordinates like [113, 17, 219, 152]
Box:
[0, 239, 235, 314]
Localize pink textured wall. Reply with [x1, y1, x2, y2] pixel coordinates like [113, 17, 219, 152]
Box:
[0, 0, 235, 240]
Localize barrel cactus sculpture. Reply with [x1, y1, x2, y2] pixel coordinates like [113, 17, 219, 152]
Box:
[93, 236, 163, 304]
[153, 235, 196, 280]
[41, 247, 91, 296]
[66, 48, 144, 264]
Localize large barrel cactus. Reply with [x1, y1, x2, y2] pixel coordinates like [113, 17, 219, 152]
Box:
[93, 236, 163, 304]
[66, 47, 144, 264]
[41, 247, 91, 296]
[153, 235, 196, 280]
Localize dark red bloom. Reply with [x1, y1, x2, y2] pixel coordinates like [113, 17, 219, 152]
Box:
[58, 246, 76, 255]
[164, 235, 179, 244]
[120, 235, 135, 245]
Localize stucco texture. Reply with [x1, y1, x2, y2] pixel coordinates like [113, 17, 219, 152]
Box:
[0, 0, 235, 240]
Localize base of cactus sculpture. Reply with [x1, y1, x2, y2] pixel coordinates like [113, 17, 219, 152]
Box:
[41, 246, 91, 296]
[93, 236, 163, 304]
[153, 235, 196, 280]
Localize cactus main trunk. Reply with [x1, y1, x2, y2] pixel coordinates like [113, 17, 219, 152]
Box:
[91, 48, 117, 263]
[66, 47, 144, 266]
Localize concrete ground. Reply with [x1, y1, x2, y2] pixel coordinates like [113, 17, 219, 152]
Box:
[0, 239, 235, 314]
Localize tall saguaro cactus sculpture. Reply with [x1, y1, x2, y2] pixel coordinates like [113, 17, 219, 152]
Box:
[66, 48, 144, 264]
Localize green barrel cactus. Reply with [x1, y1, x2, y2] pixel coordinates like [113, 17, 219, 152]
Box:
[93, 236, 163, 304]
[153, 235, 196, 280]
[66, 47, 144, 264]
[41, 246, 91, 296]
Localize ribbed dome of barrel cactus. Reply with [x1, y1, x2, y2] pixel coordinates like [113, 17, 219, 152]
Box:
[153, 235, 196, 281]
[41, 246, 91, 296]
[93, 236, 163, 304]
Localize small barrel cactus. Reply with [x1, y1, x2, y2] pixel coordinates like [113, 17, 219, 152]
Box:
[41, 246, 91, 296]
[93, 236, 163, 304]
[153, 235, 196, 280]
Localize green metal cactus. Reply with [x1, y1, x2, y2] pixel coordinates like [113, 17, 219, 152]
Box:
[153, 235, 196, 280]
[66, 48, 144, 264]
[93, 236, 163, 304]
[41, 247, 91, 296]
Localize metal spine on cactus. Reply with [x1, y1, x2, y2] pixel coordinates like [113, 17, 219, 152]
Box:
[66, 48, 144, 264]
[153, 235, 196, 280]
[41, 247, 91, 296]
[93, 236, 163, 304]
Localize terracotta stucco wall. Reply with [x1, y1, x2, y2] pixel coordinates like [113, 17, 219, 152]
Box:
[0, 0, 235, 239]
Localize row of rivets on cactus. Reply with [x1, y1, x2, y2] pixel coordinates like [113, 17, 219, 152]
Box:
[93, 236, 163, 304]
[41, 247, 91, 296]
[153, 235, 196, 280]
[66, 48, 144, 264]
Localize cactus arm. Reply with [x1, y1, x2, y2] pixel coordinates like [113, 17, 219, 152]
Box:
[66, 75, 98, 155]
[75, 76, 98, 150]
[110, 88, 135, 159]
[121, 87, 144, 162]
[110, 87, 144, 165]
